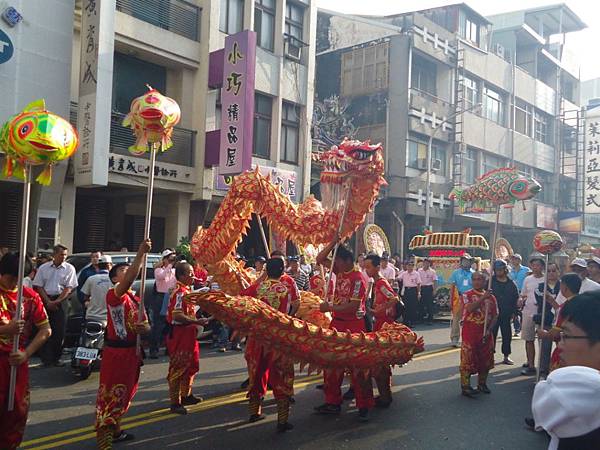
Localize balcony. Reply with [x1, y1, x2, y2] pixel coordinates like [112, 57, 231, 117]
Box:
[116, 0, 200, 41]
[70, 102, 196, 167]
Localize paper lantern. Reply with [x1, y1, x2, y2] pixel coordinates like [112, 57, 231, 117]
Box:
[533, 230, 564, 255]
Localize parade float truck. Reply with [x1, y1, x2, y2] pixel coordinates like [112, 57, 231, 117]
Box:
[409, 228, 490, 310]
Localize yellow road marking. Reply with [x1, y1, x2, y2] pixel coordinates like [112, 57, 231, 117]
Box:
[22, 346, 455, 449]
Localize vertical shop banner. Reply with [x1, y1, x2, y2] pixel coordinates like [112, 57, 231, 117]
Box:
[74, 0, 116, 187]
[219, 31, 256, 176]
[585, 107, 600, 214]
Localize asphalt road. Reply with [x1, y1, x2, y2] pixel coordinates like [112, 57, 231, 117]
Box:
[21, 323, 548, 450]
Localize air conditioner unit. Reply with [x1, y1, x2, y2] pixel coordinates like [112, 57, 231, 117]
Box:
[494, 43, 505, 59]
[431, 158, 442, 172]
[284, 39, 302, 61]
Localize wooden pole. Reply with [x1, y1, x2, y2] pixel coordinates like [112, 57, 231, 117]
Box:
[256, 214, 270, 258]
[7, 164, 32, 411]
[137, 143, 158, 355]
[536, 253, 550, 382]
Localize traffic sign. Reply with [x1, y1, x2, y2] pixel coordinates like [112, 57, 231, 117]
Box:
[0, 28, 14, 64]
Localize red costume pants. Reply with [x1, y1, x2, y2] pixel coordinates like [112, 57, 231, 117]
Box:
[460, 322, 494, 376]
[0, 352, 29, 450]
[166, 325, 200, 404]
[245, 338, 294, 400]
[95, 346, 141, 430]
[323, 318, 374, 409]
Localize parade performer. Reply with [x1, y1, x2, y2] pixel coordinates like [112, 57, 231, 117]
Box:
[460, 271, 498, 397]
[241, 258, 295, 432]
[449, 255, 475, 347]
[364, 254, 402, 407]
[0, 253, 51, 450]
[315, 240, 374, 421]
[166, 261, 208, 415]
[309, 267, 335, 302]
[95, 240, 151, 449]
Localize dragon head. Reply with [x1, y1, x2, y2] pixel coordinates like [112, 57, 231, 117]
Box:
[314, 138, 384, 185]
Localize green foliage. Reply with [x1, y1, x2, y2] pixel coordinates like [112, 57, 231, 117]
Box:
[176, 236, 193, 264]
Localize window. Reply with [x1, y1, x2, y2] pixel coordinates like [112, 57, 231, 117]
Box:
[433, 145, 447, 177]
[37, 217, 56, 251]
[281, 102, 300, 164]
[533, 169, 553, 204]
[459, 12, 479, 45]
[253, 94, 271, 158]
[411, 55, 437, 96]
[340, 43, 389, 96]
[407, 140, 427, 169]
[483, 86, 505, 125]
[113, 53, 166, 113]
[461, 75, 479, 110]
[514, 99, 532, 136]
[254, 0, 275, 51]
[220, 0, 243, 34]
[285, 2, 304, 42]
[464, 148, 478, 184]
[482, 152, 504, 175]
[534, 110, 552, 145]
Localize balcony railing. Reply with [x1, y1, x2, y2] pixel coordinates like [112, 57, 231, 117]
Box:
[70, 102, 196, 167]
[116, 0, 200, 41]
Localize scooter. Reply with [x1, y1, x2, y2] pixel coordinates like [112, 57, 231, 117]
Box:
[71, 320, 104, 380]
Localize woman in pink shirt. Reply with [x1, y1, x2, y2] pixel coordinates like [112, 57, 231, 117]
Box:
[418, 259, 438, 324]
[148, 249, 177, 358]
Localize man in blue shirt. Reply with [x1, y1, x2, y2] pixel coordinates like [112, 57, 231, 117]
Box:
[509, 254, 530, 335]
[448, 254, 475, 347]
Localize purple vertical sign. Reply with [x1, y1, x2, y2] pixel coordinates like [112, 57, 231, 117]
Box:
[219, 31, 256, 176]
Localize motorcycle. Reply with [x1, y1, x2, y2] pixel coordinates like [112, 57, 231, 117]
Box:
[71, 320, 104, 380]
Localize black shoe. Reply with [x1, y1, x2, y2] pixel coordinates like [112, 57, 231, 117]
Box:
[240, 378, 249, 389]
[477, 384, 491, 394]
[170, 404, 187, 415]
[374, 396, 392, 408]
[277, 422, 294, 433]
[358, 408, 369, 422]
[113, 431, 135, 443]
[342, 387, 355, 401]
[461, 386, 479, 398]
[525, 417, 536, 430]
[249, 414, 265, 423]
[149, 351, 159, 360]
[181, 394, 203, 406]
[314, 403, 341, 415]
[54, 361, 66, 367]
[315, 383, 324, 390]
[289, 396, 295, 404]
[231, 344, 243, 351]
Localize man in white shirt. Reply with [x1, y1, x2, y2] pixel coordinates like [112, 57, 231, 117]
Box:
[33, 244, 78, 367]
[380, 255, 397, 285]
[81, 255, 113, 327]
[570, 258, 600, 293]
[520, 256, 545, 376]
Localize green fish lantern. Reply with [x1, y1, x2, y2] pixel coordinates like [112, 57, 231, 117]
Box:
[450, 167, 541, 212]
[0, 99, 79, 185]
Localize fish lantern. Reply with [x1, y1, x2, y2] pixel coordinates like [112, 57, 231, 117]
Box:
[533, 230, 564, 255]
[0, 99, 78, 186]
[450, 167, 542, 211]
[122, 85, 181, 155]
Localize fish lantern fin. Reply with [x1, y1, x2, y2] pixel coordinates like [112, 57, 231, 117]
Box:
[36, 164, 53, 186]
[2, 157, 14, 178]
[24, 99, 46, 112]
[122, 113, 132, 127]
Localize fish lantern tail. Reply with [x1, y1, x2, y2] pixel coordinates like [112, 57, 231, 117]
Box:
[36, 164, 53, 186]
[3, 158, 25, 181]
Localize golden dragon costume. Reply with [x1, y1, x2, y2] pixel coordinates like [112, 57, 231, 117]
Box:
[188, 139, 424, 371]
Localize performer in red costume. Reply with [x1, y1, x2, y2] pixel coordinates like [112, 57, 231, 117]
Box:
[166, 261, 209, 415]
[315, 240, 374, 421]
[241, 257, 295, 432]
[460, 271, 498, 397]
[363, 253, 402, 407]
[95, 240, 152, 449]
[0, 252, 51, 450]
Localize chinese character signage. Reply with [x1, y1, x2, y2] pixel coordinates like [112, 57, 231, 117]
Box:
[585, 107, 600, 215]
[216, 165, 297, 201]
[219, 31, 256, 176]
[74, 0, 116, 187]
[108, 153, 195, 184]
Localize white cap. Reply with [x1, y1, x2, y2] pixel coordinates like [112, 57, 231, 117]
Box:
[587, 256, 600, 267]
[532, 366, 600, 445]
[98, 254, 112, 263]
[571, 258, 588, 268]
[161, 249, 174, 258]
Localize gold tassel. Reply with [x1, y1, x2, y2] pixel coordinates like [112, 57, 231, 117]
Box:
[277, 398, 290, 425]
[96, 426, 113, 450]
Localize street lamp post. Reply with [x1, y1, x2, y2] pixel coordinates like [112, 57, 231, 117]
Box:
[424, 103, 482, 230]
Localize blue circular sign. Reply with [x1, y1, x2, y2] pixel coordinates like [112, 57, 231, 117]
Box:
[0, 29, 14, 64]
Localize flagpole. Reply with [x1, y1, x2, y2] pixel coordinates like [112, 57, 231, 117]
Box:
[536, 253, 550, 382]
[483, 205, 501, 342]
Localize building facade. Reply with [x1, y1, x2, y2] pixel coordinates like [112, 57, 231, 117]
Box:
[316, 3, 586, 255]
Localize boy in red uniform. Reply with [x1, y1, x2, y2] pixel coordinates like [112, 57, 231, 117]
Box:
[315, 241, 374, 421]
[460, 271, 498, 397]
[241, 257, 295, 432]
[363, 253, 402, 407]
[95, 240, 151, 449]
[0, 252, 51, 450]
[166, 261, 209, 415]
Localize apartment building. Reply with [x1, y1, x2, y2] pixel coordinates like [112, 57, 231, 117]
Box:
[316, 3, 587, 254]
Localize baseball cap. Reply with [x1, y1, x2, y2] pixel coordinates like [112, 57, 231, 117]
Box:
[511, 253, 523, 261]
[587, 256, 600, 267]
[461, 253, 474, 261]
[255, 256, 266, 263]
[161, 249, 174, 258]
[98, 254, 112, 264]
[571, 258, 588, 268]
[493, 260, 507, 269]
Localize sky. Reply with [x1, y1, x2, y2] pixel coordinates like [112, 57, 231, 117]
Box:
[317, 0, 600, 81]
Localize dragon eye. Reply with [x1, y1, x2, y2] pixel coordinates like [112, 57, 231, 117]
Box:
[18, 120, 34, 139]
